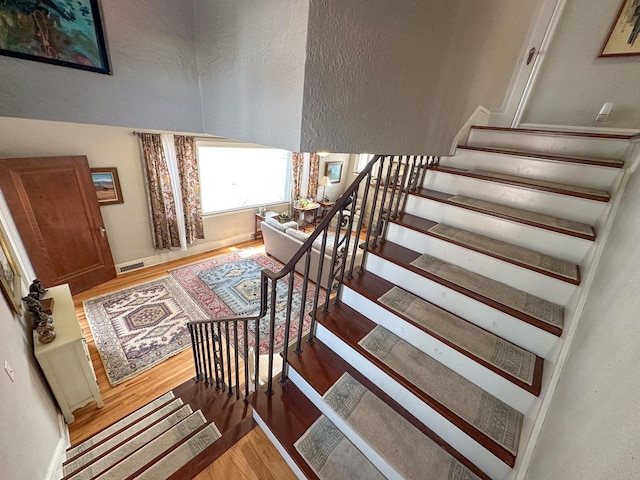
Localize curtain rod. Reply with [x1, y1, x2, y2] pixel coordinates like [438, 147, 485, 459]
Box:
[131, 131, 225, 141]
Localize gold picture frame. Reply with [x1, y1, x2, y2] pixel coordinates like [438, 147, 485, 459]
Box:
[600, 0, 640, 57]
[0, 225, 22, 315]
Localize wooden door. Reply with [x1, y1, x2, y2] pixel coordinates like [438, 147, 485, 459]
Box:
[0, 156, 116, 294]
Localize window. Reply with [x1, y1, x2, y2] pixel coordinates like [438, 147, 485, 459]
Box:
[197, 144, 291, 214]
[354, 153, 373, 173]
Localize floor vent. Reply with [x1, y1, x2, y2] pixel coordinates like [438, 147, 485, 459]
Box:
[119, 261, 145, 273]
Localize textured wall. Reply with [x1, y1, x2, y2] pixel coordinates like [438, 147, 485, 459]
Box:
[0, 0, 202, 133]
[522, 0, 640, 128]
[0, 281, 62, 480]
[526, 169, 640, 479]
[195, 0, 310, 151]
[301, 0, 540, 155]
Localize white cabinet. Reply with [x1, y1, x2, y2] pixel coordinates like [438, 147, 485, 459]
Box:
[34, 284, 103, 423]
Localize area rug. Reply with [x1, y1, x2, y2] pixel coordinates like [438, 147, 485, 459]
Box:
[83, 277, 207, 386]
[169, 251, 323, 356]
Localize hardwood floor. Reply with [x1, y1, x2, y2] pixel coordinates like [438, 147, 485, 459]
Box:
[68, 239, 295, 478]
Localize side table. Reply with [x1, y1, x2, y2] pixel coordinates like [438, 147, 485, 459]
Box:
[318, 201, 336, 220]
[254, 210, 278, 239]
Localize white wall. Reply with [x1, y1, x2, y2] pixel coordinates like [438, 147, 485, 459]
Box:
[522, 0, 640, 129]
[526, 169, 640, 479]
[195, 0, 310, 152]
[0, 0, 202, 134]
[301, 0, 541, 155]
[0, 286, 63, 479]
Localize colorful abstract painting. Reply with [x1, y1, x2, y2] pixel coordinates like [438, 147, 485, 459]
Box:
[0, 0, 110, 73]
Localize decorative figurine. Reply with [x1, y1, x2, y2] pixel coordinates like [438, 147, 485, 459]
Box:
[29, 279, 47, 300]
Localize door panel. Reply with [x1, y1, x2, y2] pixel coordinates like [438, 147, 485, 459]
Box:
[0, 156, 116, 294]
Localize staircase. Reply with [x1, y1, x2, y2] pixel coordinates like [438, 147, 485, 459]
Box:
[246, 126, 634, 479]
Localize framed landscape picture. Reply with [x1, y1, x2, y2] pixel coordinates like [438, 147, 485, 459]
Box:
[0, 0, 111, 74]
[325, 161, 343, 184]
[0, 226, 22, 315]
[91, 168, 123, 205]
[600, 0, 640, 57]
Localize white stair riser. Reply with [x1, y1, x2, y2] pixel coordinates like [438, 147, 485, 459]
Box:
[386, 222, 576, 305]
[365, 254, 558, 358]
[405, 195, 592, 264]
[315, 323, 512, 480]
[445, 149, 621, 191]
[341, 287, 537, 413]
[287, 367, 404, 480]
[467, 129, 629, 160]
[421, 170, 606, 225]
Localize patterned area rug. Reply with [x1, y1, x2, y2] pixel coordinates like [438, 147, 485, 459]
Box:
[83, 277, 207, 386]
[169, 251, 322, 356]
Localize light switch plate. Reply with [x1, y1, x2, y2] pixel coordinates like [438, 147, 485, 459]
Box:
[4, 360, 15, 382]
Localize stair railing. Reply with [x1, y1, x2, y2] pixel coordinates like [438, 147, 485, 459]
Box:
[187, 154, 437, 399]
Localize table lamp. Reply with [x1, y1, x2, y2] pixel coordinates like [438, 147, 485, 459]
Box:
[318, 176, 330, 201]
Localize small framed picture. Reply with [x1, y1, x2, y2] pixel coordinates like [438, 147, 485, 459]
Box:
[90, 168, 124, 205]
[325, 161, 343, 184]
[0, 226, 22, 315]
[600, 0, 640, 57]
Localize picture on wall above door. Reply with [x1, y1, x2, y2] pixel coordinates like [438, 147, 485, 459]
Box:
[0, 0, 111, 74]
[600, 0, 640, 57]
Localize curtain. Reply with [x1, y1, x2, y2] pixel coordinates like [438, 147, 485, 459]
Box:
[292, 152, 304, 200]
[174, 135, 204, 244]
[138, 133, 181, 249]
[309, 153, 320, 201]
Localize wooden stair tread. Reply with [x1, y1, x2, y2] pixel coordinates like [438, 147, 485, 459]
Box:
[315, 304, 519, 467]
[392, 213, 580, 285]
[416, 188, 596, 240]
[344, 271, 543, 395]
[250, 379, 322, 480]
[457, 145, 625, 168]
[287, 338, 491, 479]
[367, 241, 564, 336]
[431, 166, 610, 202]
[470, 125, 636, 140]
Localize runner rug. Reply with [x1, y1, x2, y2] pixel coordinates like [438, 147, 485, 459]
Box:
[169, 251, 322, 356]
[83, 277, 208, 386]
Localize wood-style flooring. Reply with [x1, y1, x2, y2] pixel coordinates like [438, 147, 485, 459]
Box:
[68, 239, 296, 479]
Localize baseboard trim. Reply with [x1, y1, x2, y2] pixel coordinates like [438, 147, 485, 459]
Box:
[46, 412, 69, 480]
[450, 105, 491, 155]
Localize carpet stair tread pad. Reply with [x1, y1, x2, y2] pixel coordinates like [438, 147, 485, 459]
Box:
[93, 411, 214, 480]
[63, 405, 194, 479]
[323, 372, 483, 479]
[427, 223, 579, 283]
[410, 253, 564, 330]
[378, 286, 536, 385]
[444, 194, 594, 237]
[66, 392, 176, 459]
[294, 415, 386, 480]
[359, 326, 523, 455]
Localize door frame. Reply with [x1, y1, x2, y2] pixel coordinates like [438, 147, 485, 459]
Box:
[490, 0, 568, 127]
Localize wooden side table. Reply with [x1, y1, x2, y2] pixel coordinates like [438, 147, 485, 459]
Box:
[293, 202, 321, 231]
[318, 201, 336, 220]
[254, 210, 278, 239]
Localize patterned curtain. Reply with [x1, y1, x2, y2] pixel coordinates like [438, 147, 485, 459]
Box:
[309, 153, 320, 201]
[292, 152, 304, 200]
[138, 133, 181, 249]
[174, 135, 204, 244]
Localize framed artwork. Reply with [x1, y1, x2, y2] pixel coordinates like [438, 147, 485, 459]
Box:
[91, 168, 124, 205]
[325, 161, 343, 184]
[0, 0, 111, 74]
[600, 0, 640, 57]
[0, 226, 22, 315]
